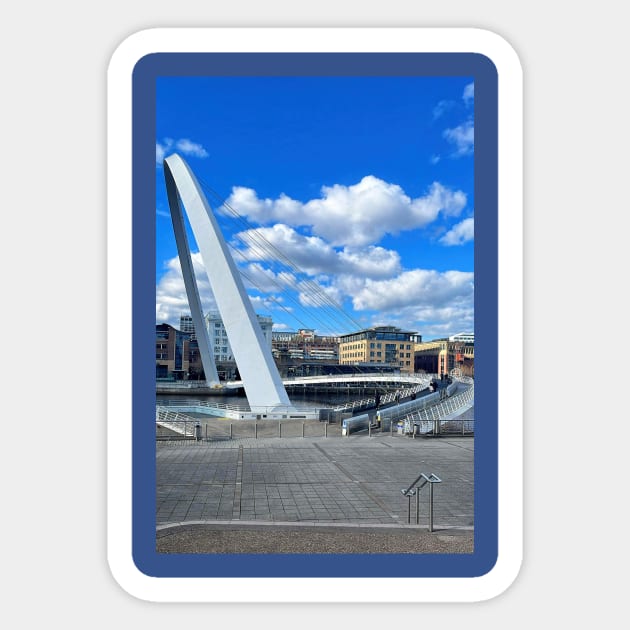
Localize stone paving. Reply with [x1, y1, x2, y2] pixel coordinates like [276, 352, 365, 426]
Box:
[156, 430, 474, 532]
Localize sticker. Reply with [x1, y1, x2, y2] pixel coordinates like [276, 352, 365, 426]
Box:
[107, 27, 522, 602]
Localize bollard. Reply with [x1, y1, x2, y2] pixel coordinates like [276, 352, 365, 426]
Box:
[324, 423, 327, 438]
[230, 423, 233, 439]
[194, 423, 202, 442]
[302, 422, 305, 438]
[278, 421, 281, 437]
[255, 422, 258, 439]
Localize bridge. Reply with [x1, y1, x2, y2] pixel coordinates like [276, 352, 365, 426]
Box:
[157, 371, 474, 438]
[158, 154, 474, 431]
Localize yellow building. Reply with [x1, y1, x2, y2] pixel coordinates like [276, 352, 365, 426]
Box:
[414, 336, 474, 377]
[338, 326, 420, 374]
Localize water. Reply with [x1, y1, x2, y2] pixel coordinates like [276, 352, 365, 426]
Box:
[156, 391, 363, 410]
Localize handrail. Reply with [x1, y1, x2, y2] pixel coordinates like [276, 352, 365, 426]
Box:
[400, 472, 442, 531]
[401, 472, 441, 496]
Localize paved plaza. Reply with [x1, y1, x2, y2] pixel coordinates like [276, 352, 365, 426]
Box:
[156, 428, 474, 553]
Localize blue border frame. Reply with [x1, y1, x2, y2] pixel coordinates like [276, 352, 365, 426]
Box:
[132, 52, 498, 578]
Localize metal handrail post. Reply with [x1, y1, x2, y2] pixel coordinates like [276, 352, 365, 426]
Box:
[429, 482, 435, 532]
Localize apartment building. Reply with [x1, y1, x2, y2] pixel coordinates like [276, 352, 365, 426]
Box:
[338, 326, 421, 374]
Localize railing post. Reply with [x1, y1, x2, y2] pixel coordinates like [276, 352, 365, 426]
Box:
[429, 482, 435, 532]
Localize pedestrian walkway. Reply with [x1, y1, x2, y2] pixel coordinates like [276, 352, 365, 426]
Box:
[156, 431, 474, 552]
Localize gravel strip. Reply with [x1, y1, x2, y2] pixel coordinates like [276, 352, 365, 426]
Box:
[156, 523, 473, 554]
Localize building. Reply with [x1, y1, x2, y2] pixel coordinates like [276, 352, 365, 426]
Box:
[271, 329, 339, 377]
[414, 338, 475, 377]
[204, 311, 273, 362]
[203, 311, 273, 381]
[156, 312, 275, 382]
[449, 332, 474, 344]
[338, 326, 421, 374]
[179, 314, 195, 336]
[156, 323, 193, 380]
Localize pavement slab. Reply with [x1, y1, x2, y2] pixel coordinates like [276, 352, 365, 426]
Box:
[156, 427, 474, 553]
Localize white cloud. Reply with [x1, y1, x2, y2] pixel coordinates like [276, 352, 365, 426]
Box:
[155, 253, 217, 325]
[440, 217, 474, 245]
[433, 99, 454, 120]
[370, 302, 474, 339]
[338, 247, 401, 278]
[233, 224, 339, 274]
[226, 177, 467, 248]
[240, 262, 296, 294]
[463, 82, 474, 105]
[351, 269, 474, 312]
[443, 120, 474, 157]
[174, 138, 209, 158]
[156, 171, 474, 336]
[156, 137, 209, 165]
[297, 279, 344, 309]
[232, 224, 402, 280]
[156, 249, 475, 337]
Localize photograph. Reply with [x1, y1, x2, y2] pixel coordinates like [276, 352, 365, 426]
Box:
[149, 59, 483, 573]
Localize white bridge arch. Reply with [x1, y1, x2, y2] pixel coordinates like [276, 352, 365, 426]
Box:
[163, 153, 293, 412]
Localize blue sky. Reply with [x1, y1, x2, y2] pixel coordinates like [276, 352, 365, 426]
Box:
[155, 76, 474, 341]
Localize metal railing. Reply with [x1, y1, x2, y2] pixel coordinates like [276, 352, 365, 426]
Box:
[400, 472, 442, 531]
[400, 384, 475, 436]
[156, 414, 344, 441]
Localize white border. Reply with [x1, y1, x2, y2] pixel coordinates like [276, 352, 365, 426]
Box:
[107, 27, 522, 603]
